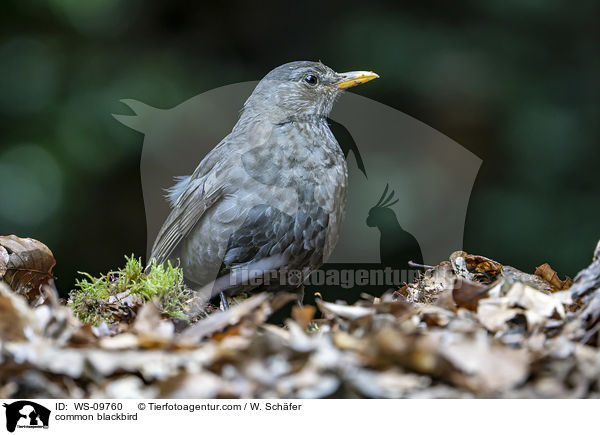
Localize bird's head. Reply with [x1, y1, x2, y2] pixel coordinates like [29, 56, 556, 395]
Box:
[366, 184, 399, 228]
[243, 61, 379, 124]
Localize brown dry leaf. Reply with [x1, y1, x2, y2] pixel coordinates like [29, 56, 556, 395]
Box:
[502, 266, 553, 291]
[450, 251, 503, 280]
[132, 302, 175, 348]
[0, 292, 26, 341]
[394, 285, 409, 300]
[568, 242, 600, 341]
[0, 245, 8, 279]
[450, 253, 475, 281]
[434, 288, 458, 312]
[419, 306, 452, 327]
[158, 372, 222, 398]
[371, 300, 414, 318]
[450, 251, 503, 283]
[476, 298, 521, 332]
[179, 292, 270, 343]
[476, 282, 567, 333]
[211, 324, 242, 342]
[505, 283, 566, 322]
[404, 261, 455, 303]
[452, 279, 490, 311]
[422, 261, 455, 290]
[442, 332, 530, 392]
[270, 292, 298, 311]
[332, 330, 369, 354]
[535, 263, 573, 291]
[0, 235, 56, 302]
[316, 299, 374, 320]
[344, 368, 430, 398]
[467, 254, 503, 276]
[68, 324, 98, 347]
[0, 282, 39, 341]
[570, 242, 600, 300]
[292, 304, 316, 329]
[373, 328, 444, 376]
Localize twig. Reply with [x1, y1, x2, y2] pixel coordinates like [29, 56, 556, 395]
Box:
[408, 261, 434, 269]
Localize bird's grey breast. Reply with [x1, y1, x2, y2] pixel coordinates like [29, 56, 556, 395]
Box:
[180, 119, 348, 288]
[228, 119, 348, 272]
[241, 119, 347, 206]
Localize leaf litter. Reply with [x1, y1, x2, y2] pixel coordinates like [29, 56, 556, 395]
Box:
[3, 234, 600, 398]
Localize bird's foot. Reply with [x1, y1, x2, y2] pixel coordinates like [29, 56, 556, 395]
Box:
[295, 286, 318, 331]
[219, 292, 230, 311]
[296, 285, 305, 309]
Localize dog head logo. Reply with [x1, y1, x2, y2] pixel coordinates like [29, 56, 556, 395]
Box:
[3, 401, 50, 432]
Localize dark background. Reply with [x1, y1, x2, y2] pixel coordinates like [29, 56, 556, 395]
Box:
[1, 0, 598, 297]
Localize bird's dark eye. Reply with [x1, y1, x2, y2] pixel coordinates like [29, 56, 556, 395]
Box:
[304, 74, 318, 86]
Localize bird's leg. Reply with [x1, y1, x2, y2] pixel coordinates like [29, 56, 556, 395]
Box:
[295, 285, 318, 331]
[296, 285, 305, 309]
[219, 292, 230, 311]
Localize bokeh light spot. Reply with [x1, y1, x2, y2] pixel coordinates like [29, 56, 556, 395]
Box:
[0, 144, 64, 227]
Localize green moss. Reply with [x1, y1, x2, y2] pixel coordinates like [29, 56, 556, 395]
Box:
[68, 255, 192, 325]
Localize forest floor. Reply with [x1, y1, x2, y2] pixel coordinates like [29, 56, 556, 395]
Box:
[2, 235, 600, 398]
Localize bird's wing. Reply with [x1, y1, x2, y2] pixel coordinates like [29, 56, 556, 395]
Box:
[149, 141, 231, 267]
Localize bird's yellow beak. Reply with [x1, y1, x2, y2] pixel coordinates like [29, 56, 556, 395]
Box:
[334, 71, 380, 89]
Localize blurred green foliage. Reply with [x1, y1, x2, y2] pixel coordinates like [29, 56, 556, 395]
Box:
[0, 0, 598, 296]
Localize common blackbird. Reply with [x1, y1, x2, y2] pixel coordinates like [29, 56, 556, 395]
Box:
[149, 61, 378, 308]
